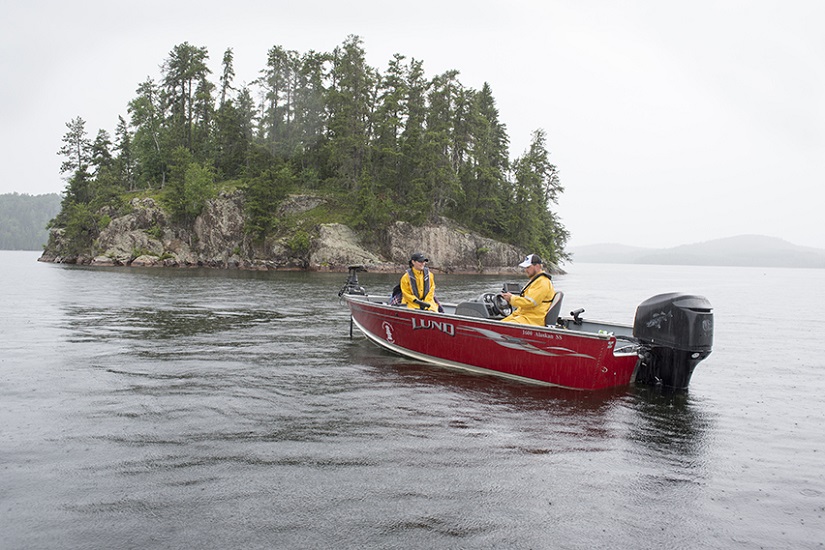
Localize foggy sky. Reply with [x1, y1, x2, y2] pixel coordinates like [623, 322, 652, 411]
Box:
[2, 0, 823, 249]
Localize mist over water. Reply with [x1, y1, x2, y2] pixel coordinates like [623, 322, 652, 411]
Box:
[2, 252, 823, 549]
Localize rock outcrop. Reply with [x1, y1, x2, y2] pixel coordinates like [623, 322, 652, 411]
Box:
[387, 218, 523, 273]
[94, 198, 168, 265]
[310, 224, 384, 269]
[40, 190, 554, 273]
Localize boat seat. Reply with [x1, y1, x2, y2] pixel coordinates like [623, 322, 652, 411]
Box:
[545, 291, 564, 326]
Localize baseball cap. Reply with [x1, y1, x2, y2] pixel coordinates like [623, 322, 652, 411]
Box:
[518, 254, 543, 268]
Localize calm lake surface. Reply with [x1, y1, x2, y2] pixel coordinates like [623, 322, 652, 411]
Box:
[1, 250, 823, 549]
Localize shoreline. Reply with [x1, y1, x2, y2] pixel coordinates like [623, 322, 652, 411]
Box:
[35, 253, 562, 276]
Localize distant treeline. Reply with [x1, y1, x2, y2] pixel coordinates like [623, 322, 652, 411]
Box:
[0, 193, 61, 250]
[53, 35, 569, 261]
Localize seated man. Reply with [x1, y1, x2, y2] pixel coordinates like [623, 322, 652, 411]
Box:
[501, 253, 556, 325]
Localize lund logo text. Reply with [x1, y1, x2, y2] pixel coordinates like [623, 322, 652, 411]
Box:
[411, 318, 455, 337]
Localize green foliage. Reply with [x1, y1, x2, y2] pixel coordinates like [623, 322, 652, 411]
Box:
[183, 162, 217, 219]
[350, 176, 393, 230]
[114, 116, 136, 191]
[325, 36, 375, 190]
[243, 163, 295, 238]
[287, 230, 311, 256]
[163, 147, 216, 223]
[163, 146, 193, 220]
[161, 42, 214, 159]
[146, 223, 164, 240]
[128, 78, 167, 189]
[61, 203, 103, 256]
[49, 37, 569, 264]
[507, 129, 569, 262]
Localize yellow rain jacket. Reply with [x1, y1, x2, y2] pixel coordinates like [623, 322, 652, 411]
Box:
[401, 267, 438, 312]
[502, 272, 555, 326]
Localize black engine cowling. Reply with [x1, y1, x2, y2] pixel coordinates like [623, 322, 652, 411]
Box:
[633, 293, 714, 389]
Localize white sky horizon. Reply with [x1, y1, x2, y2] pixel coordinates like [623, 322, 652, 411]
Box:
[2, 1, 823, 250]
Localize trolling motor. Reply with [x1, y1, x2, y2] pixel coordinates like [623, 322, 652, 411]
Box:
[338, 265, 367, 297]
[339, 266, 367, 339]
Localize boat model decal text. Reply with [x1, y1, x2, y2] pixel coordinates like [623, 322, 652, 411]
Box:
[411, 318, 456, 337]
[520, 329, 564, 340]
[464, 326, 596, 359]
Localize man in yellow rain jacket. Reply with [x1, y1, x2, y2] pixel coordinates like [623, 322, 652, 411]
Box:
[400, 252, 439, 312]
[501, 253, 556, 325]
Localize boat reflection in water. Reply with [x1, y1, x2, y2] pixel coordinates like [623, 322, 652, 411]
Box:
[347, 339, 713, 464]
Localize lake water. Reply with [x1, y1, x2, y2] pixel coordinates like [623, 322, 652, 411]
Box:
[1, 250, 823, 549]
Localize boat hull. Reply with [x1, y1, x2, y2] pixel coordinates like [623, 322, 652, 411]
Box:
[345, 296, 641, 391]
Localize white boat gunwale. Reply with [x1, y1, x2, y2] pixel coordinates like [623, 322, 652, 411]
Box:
[344, 293, 638, 347]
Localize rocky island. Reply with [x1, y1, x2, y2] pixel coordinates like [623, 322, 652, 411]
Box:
[40, 191, 544, 274]
[43, 39, 569, 275]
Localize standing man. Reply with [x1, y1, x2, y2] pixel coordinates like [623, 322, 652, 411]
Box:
[501, 254, 556, 325]
[400, 252, 439, 312]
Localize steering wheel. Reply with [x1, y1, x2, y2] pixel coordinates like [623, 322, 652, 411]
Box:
[491, 293, 512, 317]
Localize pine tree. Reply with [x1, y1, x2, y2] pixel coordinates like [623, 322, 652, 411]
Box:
[57, 117, 93, 205]
[424, 70, 465, 219]
[326, 35, 376, 190]
[161, 43, 213, 158]
[114, 116, 136, 191]
[243, 163, 295, 238]
[128, 78, 167, 188]
[396, 58, 429, 219]
[219, 48, 236, 108]
[213, 49, 251, 180]
[371, 54, 407, 186]
[259, 45, 298, 158]
[90, 129, 114, 176]
[458, 82, 510, 235]
[508, 129, 568, 263]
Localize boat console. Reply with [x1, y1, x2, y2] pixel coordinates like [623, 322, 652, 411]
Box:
[455, 282, 522, 319]
[455, 293, 509, 319]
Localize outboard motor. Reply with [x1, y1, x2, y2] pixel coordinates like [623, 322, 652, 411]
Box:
[633, 293, 713, 389]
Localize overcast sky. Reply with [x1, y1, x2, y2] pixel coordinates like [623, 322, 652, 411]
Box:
[2, 0, 823, 249]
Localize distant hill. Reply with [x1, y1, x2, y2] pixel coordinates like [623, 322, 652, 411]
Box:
[568, 235, 825, 268]
[0, 193, 62, 250]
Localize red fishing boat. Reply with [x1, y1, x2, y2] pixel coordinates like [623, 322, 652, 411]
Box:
[339, 266, 713, 391]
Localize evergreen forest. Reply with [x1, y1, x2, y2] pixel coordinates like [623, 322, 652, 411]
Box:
[53, 36, 569, 263]
[0, 193, 62, 250]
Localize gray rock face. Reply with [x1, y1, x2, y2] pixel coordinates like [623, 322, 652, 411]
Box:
[387, 218, 523, 273]
[95, 198, 166, 265]
[310, 224, 383, 270]
[192, 191, 247, 266]
[130, 254, 159, 267]
[41, 191, 538, 273]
